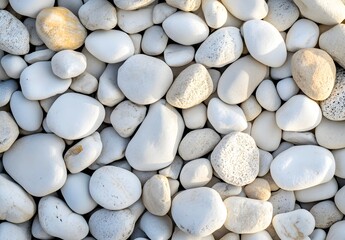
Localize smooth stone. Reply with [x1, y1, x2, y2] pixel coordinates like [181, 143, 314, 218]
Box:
[258, 150, 273, 177]
[332, 148, 345, 178]
[195, 27, 243, 68]
[295, 178, 338, 202]
[221, 0, 268, 21]
[20, 61, 71, 101]
[94, 127, 129, 166]
[10, 91, 43, 131]
[219, 233, 240, 240]
[326, 221, 345, 240]
[182, 103, 207, 129]
[270, 145, 335, 191]
[335, 186, 345, 214]
[163, 11, 209, 45]
[23, 17, 42, 45]
[51, 50, 86, 79]
[85, 30, 134, 63]
[113, 0, 155, 10]
[110, 100, 147, 138]
[310, 229, 326, 240]
[321, 67, 345, 121]
[224, 196, 273, 234]
[208, 98, 248, 134]
[126, 100, 184, 171]
[310, 201, 343, 229]
[61, 173, 97, 215]
[178, 128, 220, 161]
[293, 0, 345, 25]
[251, 111, 281, 152]
[117, 6, 153, 34]
[0, 174, 36, 223]
[172, 187, 227, 237]
[270, 52, 293, 80]
[142, 25, 168, 56]
[273, 209, 315, 240]
[272, 141, 294, 158]
[319, 24, 345, 68]
[39, 94, 60, 113]
[264, 0, 299, 31]
[268, 189, 296, 216]
[0, 10, 29, 55]
[38, 196, 89, 240]
[153, 3, 177, 24]
[244, 178, 271, 201]
[167, 63, 213, 109]
[143, 174, 171, 216]
[282, 131, 317, 145]
[140, 212, 173, 240]
[276, 77, 299, 101]
[36, 7, 87, 51]
[0, 222, 31, 240]
[127, 34, 140, 55]
[218, 55, 268, 105]
[212, 182, 242, 200]
[315, 117, 345, 149]
[211, 132, 259, 186]
[180, 158, 213, 189]
[291, 48, 336, 101]
[240, 95, 262, 122]
[46, 92, 105, 140]
[90, 166, 141, 210]
[276, 95, 322, 131]
[24, 49, 55, 64]
[78, 0, 117, 30]
[286, 19, 319, 52]
[0, 79, 18, 107]
[166, 0, 201, 11]
[64, 132, 102, 173]
[3, 133, 67, 197]
[255, 80, 281, 111]
[164, 44, 195, 67]
[242, 19, 287, 67]
[70, 72, 98, 94]
[0, 111, 19, 153]
[89, 201, 145, 240]
[82, 47, 106, 78]
[241, 231, 273, 240]
[202, 0, 227, 28]
[57, 0, 83, 15]
[118, 54, 173, 105]
[159, 156, 183, 180]
[9, 0, 54, 17]
[97, 63, 124, 107]
[0, 54, 27, 79]
[31, 215, 53, 239]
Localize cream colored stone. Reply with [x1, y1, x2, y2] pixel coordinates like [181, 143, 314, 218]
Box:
[244, 178, 271, 201]
[315, 117, 345, 149]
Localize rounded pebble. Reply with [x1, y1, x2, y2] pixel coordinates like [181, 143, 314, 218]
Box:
[164, 44, 195, 67]
[0, 111, 19, 153]
[310, 200, 343, 229]
[51, 50, 87, 79]
[9, 0, 54, 18]
[221, 0, 268, 21]
[182, 103, 207, 129]
[0, 54, 27, 79]
[315, 117, 345, 149]
[286, 19, 319, 52]
[180, 158, 213, 189]
[255, 80, 281, 112]
[264, 0, 299, 31]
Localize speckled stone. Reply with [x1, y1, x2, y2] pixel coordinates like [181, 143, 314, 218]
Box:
[321, 67, 345, 121]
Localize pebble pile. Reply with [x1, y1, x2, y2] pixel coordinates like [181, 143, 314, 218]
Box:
[1, 0, 345, 239]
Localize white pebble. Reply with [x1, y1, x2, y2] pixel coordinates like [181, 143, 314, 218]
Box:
[332, 148, 345, 178]
[24, 49, 55, 64]
[152, 3, 177, 24]
[269, 189, 296, 216]
[164, 44, 195, 67]
[310, 200, 343, 229]
[9, 0, 54, 18]
[117, 6, 154, 34]
[315, 117, 345, 149]
[139, 212, 173, 239]
[141, 25, 168, 56]
[282, 131, 317, 145]
[240, 95, 262, 122]
[264, 0, 299, 31]
[51, 50, 87, 79]
[0, 222, 31, 240]
[327, 221, 345, 240]
[255, 80, 281, 111]
[286, 19, 319, 52]
[270, 52, 293, 80]
[182, 103, 207, 129]
[276, 77, 299, 101]
[258, 150, 273, 177]
[129, 33, 142, 54]
[202, 0, 227, 28]
[70, 72, 98, 94]
[0, 111, 19, 153]
[0, 54, 27, 79]
[0, 80, 18, 107]
[295, 178, 338, 203]
[221, 0, 268, 21]
[180, 158, 213, 189]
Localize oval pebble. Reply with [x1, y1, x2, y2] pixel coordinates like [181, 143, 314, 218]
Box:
[141, 25, 168, 56]
[9, 0, 55, 18]
[3, 133, 67, 197]
[255, 80, 281, 112]
[117, 6, 154, 34]
[295, 178, 338, 203]
[310, 200, 343, 229]
[221, 0, 268, 21]
[38, 195, 89, 240]
[118, 54, 173, 105]
[180, 158, 213, 189]
[276, 77, 299, 101]
[0, 54, 27, 79]
[46, 92, 105, 140]
[195, 27, 243, 68]
[332, 148, 345, 178]
[264, 0, 299, 31]
[89, 166, 142, 210]
[202, 0, 227, 29]
[315, 117, 345, 149]
[0, 79, 18, 107]
[113, 0, 155, 10]
[270, 145, 335, 191]
[268, 189, 296, 216]
[211, 132, 259, 186]
[178, 128, 220, 161]
[181, 103, 207, 129]
[326, 220, 345, 240]
[51, 50, 87, 79]
[0, 222, 31, 240]
[171, 187, 227, 237]
[286, 19, 319, 52]
[163, 11, 209, 45]
[126, 100, 184, 171]
[85, 30, 134, 64]
[164, 44, 195, 67]
[139, 212, 173, 240]
[153, 3, 177, 24]
[242, 19, 287, 67]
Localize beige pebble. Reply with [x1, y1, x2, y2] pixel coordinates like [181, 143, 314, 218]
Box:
[244, 178, 271, 201]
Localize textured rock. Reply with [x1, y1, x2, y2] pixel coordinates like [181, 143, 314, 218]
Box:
[264, 0, 299, 31]
[36, 7, 87, 51]
[310, 201, 343, 229]
[0, 111, 19, 153]
[211, 132, 259, 186]
[291, 48, 336, 101]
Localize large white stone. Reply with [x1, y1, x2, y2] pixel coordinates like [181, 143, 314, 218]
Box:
[295, 178, 338, 203]
[46, 92, 105, 140]
[221, 0, 268, 21]
[242, 19, 287, 67]
[3, 133, 67, 197]
[270, 145, 335, 191]
[118, 54, 173, 105]
[286, 19, 319, 52]
[117, 6, 153, 34]
[125, 100, 184, 171]
[9, 0, 54, 18]
[315, 117, 345, 149]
